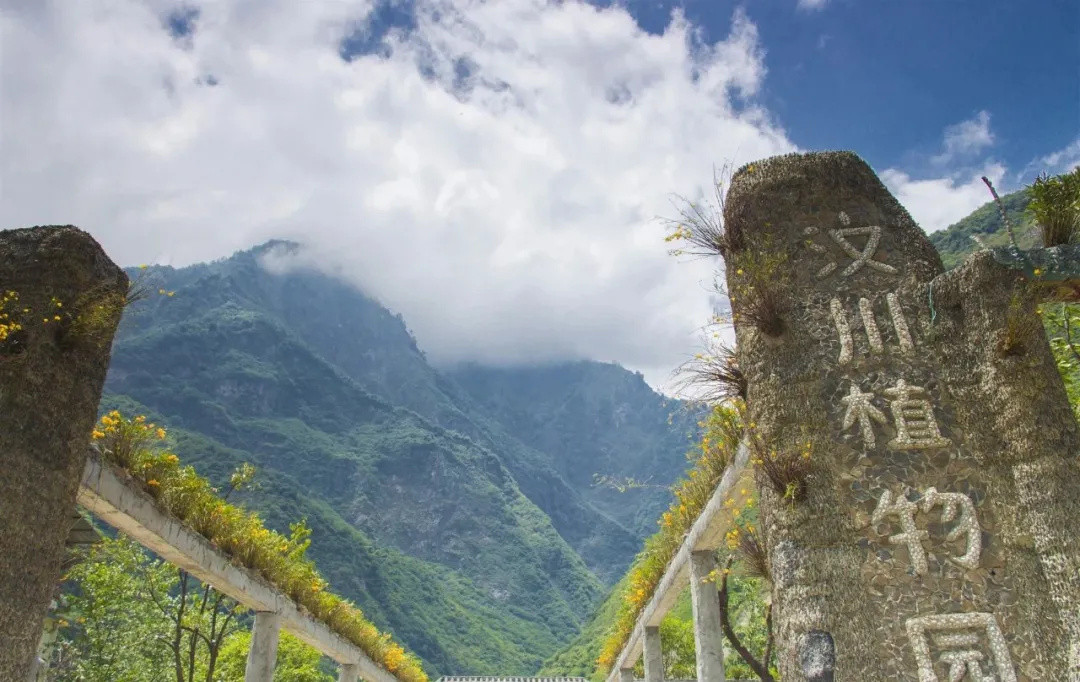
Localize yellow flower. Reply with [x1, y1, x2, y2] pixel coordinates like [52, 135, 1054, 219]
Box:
[53, 315, 61, 321]
[147, 479, 160, 487]
[165, 454, 179, 464]
[138, 264, 148, 270]
[156, 428, 167, 440]
[91, 430, 105, 440]
[135, 415, 146, 423]
[1034, 268, 1043, 276]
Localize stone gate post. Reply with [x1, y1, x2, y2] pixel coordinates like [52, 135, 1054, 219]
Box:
[0, 226, 127, 679]
[722, 152, 1080, 680]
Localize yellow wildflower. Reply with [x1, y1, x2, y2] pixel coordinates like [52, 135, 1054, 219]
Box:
[156, 428, 167, 440]
[91, 430, 105, 440]
[147, 479, 160, 487]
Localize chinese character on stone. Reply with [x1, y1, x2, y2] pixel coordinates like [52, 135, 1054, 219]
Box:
[872, 489, 930, 575]
[803, 211, 899, 279]
[884, 380, 950, 450]
[841, 383, 887, 448]
[830, 294, 914, 365]
[905, 612, 1016, 682]
[922, 487, 981, 570]
[871, 487, 983, 575]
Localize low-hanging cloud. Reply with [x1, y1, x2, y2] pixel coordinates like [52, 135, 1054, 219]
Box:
[1, 0, 800, 389]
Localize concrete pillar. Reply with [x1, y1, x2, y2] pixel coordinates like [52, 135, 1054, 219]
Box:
[245, 611, 281, 682]
[689, 550, 725, 682]
[643, 625, 663, 682]
[0, 226, 128, 680]
[618, 667, 634, 682]
[338, 663, 359, 682]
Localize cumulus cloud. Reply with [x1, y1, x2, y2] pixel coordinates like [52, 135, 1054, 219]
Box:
[881, 163, 1004, 233]
[0, 0, 796, 389]
[933, 110, 994, 165]
[1022, 137, 1080, 179]
[797, 0, 829, 11]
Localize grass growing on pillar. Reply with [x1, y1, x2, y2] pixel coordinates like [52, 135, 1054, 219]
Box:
[90, 410, 426, 682]
[595, 404, 743, 675]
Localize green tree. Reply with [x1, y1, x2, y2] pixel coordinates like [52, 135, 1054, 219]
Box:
[216, 631, 334, 682]
[54, 535, 176, 681]
[54, 534, 244, 682]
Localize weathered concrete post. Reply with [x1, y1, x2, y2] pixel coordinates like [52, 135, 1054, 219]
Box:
[643, 625, 663, 682]
[618, 666, 634, 682]
[689, 550, 725, 682]
[245, 611, 282, 681]
[722, 151, 1080, 680]
[0, 226, 127, 679]
[338, 663, 359, 682]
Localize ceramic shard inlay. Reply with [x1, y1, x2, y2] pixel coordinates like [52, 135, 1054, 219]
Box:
[872, 489, 930, 575]
[921, 487, 982, 570]
[905, 612, 1016, 682]
[884, 380, 950, 450]
[841, 382, 887, 449]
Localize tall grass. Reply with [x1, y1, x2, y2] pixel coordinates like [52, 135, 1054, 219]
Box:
[595, 404, 743, 674]
[90, 411, 427, 682]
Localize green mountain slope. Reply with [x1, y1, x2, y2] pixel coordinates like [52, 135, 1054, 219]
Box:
[98, 394, 569, 675]
[448, 362, 702, 539]
[103, 243, 699, 672]
[927, 188, 1035, 268]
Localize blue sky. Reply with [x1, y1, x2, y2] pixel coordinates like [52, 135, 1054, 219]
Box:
[2, 0, 1078, 388]
[343, 0, 1079, 187]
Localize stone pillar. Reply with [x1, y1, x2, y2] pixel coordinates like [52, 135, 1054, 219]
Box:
[0, 226, 127, 680]
[338, 663, 359, 682]
[618, 667, 634, 682]
[643, 625, 663, 682]
[722, 151, 1080, 680]
[689, 550, 725, 682]
[245, 611, 281, 682]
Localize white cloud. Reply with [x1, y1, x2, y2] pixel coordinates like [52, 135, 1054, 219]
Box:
[0, 0, 796, 390]
[1021, 137, 1080, 180]
[881, 163, 1004, 233]
[797, 0, 829, 11]
[933, 110, 994, 164]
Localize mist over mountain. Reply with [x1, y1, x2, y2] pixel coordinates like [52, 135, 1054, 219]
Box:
[102, 242, 700, 674]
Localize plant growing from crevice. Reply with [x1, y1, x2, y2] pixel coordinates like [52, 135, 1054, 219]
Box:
[1027, 167, 1080, 247]
[663, 165, 744, 258]
[727, 248, 790, 339]
[997, 289, 1041, 357]
[674, 338, 747, 403]
[748, 430, 812, 504]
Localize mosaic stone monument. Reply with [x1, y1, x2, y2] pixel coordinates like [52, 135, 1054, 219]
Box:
[0, 226, 127, 679]
[723, 152, 1080, 681]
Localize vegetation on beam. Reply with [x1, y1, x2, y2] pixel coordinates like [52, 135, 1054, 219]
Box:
[90, 410, 426, 682]
[595, 403, 744, 675]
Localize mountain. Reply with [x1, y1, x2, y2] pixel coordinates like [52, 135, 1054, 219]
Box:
[448, 362, 701, 539]
[927, 188, 1035, 268]
[103, 243, 698, 674]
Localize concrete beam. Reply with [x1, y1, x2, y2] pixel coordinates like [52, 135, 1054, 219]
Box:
[606, 442, 751, 682]
[76, 454, 399, 682]
[689, 551, 725, 682]
[339, 664, 360, 682]
[246, 611, 281, 682]
[643, 626, 663, 682]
